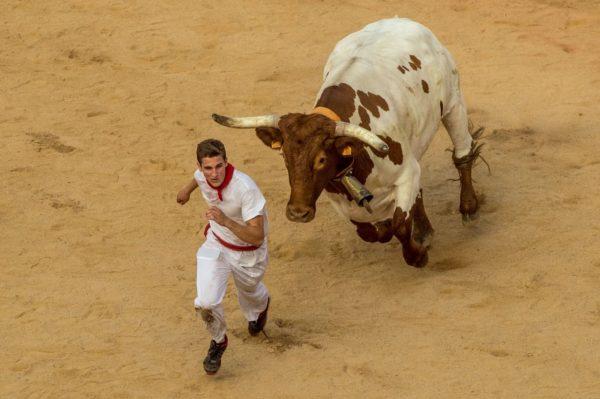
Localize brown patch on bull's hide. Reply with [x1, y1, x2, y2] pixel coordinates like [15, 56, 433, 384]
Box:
[357, 91, 389, 118]
[315, 83, 356, 122]
[353, 147, 375, 184]
[440, 101, 444, 116]
[358, 105, 370, 130]
[421, 80, 429, 93]
[412, 190, 434, 245]
[372, 136, 403, 165]
[397, 65, 409, 74]
[409, 55, 422, 70]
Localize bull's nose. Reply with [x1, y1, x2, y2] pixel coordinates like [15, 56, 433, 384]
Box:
[286, 204, 315, 223]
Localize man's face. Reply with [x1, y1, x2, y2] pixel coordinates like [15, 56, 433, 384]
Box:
[199, 155, 227, 186]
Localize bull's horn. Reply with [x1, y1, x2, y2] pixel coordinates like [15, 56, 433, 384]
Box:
[211, 113, 280, 129]
[335, 122, 389, 153]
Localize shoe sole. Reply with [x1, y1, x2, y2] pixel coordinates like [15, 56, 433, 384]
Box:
[204, 364, 220, 375]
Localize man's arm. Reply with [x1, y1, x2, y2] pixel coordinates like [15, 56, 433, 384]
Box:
[177, 178, 198, 205]
[206, 207, 265, 246]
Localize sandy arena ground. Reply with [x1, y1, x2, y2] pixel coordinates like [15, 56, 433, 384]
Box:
[2, 1, 600, 398]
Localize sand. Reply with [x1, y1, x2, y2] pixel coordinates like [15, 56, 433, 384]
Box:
[2, 1, 599, 397]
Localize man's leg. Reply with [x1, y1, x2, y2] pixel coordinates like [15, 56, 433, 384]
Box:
[229, 248, 270, 334]
[194, 241, 229, 374]
[194, 242, 229, 342]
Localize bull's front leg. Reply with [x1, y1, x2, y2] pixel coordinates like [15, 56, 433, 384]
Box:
[393, 206, 429, 268]
[392, 159, 429, 268]
[351, 219, 395, 243]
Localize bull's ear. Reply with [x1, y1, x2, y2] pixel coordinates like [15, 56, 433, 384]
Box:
[334, 137, 363, 158]
[255, 127, 283, 150]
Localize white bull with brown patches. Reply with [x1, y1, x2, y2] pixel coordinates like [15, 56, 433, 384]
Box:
[212, 18, 482, 267]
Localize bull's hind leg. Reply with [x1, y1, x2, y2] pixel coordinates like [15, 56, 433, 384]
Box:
[442, 99, 481, 222]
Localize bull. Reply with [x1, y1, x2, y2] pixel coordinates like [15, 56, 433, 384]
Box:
[212, 18, 482, 267]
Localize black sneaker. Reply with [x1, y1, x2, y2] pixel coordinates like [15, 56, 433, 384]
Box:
[203, 335, 227, 375]
[248, 297, 270, 336]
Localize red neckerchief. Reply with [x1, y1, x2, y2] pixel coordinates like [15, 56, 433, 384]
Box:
[206, 163, 235, 201]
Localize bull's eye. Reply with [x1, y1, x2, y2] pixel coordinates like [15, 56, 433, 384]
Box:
[314, 156, 327, 171]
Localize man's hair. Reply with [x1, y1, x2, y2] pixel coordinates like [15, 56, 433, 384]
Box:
[197, 139, 227, 164]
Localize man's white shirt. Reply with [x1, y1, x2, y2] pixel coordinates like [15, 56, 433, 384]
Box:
[194, 168, 268, 248]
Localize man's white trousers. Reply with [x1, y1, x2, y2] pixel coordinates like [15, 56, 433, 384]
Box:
[194, 235, 269, 343]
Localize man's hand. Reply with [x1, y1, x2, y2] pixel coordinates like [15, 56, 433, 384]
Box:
[206, 206, 229, 226]
[177, 189, 191, 205]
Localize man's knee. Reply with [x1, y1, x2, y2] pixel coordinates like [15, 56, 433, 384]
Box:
[235, 279, 260, 294]
[194, 296, 219, 323]
[195, 307, 215, 323]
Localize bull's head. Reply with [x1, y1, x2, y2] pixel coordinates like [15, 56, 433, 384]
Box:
[212, 112, 388, 223]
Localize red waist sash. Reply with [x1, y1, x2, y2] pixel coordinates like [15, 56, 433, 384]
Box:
[203, 224, 259, 251]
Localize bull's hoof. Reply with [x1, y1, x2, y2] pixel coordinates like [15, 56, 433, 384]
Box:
[413, 252, 428, 268]
[461, 211, 479, 225]
[405, 251, 428, 268]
